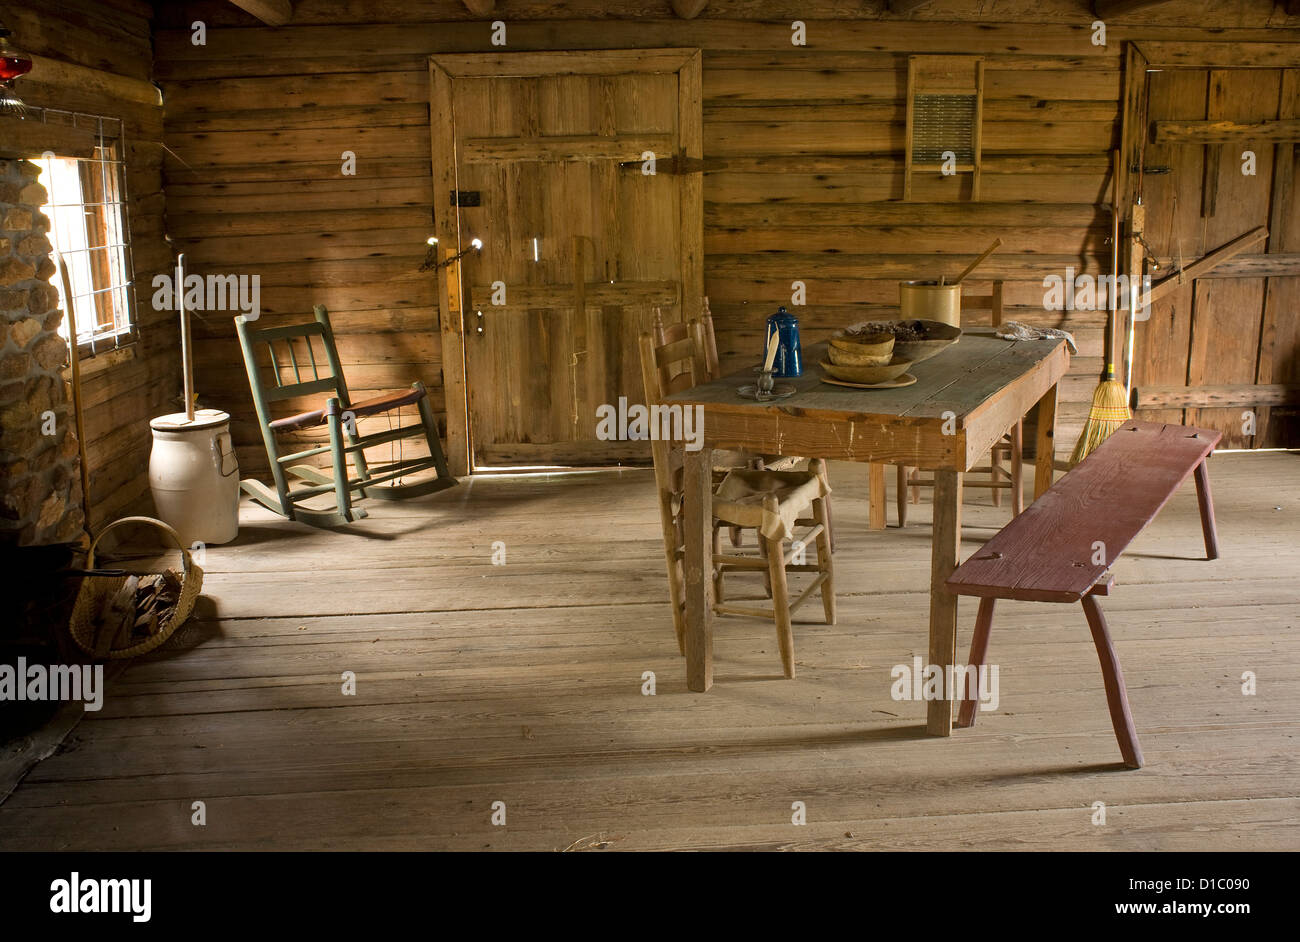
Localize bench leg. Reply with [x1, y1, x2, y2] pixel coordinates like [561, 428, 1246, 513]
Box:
[1080, 594, 1144, 769]
[1193, 459, 1220, 561]
[957, 597, 996, 729]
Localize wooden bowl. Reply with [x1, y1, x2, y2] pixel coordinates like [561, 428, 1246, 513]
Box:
[831, 332, 895, 359]
[820, 355, 915, 385]
[890, 320, 962, 363]
[827, 344, 891, 367]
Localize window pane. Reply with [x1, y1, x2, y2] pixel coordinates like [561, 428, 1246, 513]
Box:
[36, 132, 135, 349]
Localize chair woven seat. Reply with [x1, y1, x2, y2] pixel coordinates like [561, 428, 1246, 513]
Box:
[269, 387, 427, 432]
[712, 469, 828, 541]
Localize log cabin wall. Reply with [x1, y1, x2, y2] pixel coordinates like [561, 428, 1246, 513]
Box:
[150, 1, 1300, 474]
[7, 0, 176, 527]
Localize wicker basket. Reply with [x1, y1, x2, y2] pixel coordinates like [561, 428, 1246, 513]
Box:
[69, 515, 204, 660]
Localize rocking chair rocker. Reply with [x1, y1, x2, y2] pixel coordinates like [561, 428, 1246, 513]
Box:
[235, 305, 457, 526]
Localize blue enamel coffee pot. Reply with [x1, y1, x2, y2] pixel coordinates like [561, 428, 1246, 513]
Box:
[764, 306, 802, 378]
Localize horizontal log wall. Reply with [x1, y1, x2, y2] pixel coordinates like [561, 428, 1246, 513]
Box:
[153, 1, 1300, 471]
[12, 0, 177, 527]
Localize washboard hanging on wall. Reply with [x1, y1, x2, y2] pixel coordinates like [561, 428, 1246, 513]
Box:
[905, 55, 985, 201]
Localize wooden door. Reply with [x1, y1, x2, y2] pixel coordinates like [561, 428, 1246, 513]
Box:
[430, 50, 703, 472]
[1134, 65, 1300, 448]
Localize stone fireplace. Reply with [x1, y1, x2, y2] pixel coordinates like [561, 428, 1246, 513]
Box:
[0, 156, 83, 548]
[1, 157, 88, 739]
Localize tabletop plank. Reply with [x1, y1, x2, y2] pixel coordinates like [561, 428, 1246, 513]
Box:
[666, 329, 1063, 427]
[910, 335, 1065, 420]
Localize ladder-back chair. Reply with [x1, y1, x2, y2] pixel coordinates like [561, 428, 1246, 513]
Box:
[235, 304, 457, 526]
[654, 301, 830, 548]
[639, 322, 835, 676]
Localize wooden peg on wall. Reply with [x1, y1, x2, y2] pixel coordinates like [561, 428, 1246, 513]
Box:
[671, 1, 709, 18]
[463, 0, 496, 15]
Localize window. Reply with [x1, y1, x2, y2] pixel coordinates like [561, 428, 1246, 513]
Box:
[34, 110, 137, 355]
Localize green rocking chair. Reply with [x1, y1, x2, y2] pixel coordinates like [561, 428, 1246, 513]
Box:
[235, 304, 457, 526]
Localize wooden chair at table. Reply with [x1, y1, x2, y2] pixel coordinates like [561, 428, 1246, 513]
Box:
[898, 281, 1024, 524]
[653, 300, 833, 549]
[639, 323, 835, 676]
[235, 304, 458, 526]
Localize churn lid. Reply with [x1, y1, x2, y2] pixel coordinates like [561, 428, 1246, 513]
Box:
[150, 409, 230, 431]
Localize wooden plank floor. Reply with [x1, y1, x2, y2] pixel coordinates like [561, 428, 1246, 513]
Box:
[1, 453, 1297, 851]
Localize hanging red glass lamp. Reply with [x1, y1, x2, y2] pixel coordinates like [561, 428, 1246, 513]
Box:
[0, 22, 34, 116]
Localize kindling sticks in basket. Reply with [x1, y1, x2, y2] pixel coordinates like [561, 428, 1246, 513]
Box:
[69, 516, 203, 660]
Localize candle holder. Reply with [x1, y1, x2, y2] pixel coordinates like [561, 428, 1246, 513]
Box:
[755, 367, 775, 400]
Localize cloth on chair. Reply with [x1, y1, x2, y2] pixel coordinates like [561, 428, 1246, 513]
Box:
[712, 469, 829, 541]
[669, 448, 806, 476]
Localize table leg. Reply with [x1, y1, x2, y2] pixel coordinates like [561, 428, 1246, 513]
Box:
[683, 446, 714, 692]
[868, 463, 887, 530]
[1033, 382, 1059, 499]
[927, 469, 962, 736]
[1010, 420, 1024, 516]
[896, 464, 909, 528]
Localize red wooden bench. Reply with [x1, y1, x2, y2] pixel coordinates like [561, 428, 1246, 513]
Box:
[945, 420, 1222, 768]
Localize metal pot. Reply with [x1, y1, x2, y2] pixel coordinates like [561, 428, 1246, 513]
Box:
[899, 280, 962, 327]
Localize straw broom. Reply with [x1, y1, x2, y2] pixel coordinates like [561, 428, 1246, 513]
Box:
[1070, 151, 1131, 465]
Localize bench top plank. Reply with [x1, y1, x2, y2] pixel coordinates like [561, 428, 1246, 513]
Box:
[946, 420, 1221, 603]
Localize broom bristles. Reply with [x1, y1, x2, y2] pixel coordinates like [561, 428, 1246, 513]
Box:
[1069, 379, 1130, 465]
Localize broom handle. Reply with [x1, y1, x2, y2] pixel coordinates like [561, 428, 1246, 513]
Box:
[57, 254, 92, 534]
[1107, 149, 1121, 381]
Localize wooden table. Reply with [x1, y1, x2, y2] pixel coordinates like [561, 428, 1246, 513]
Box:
[664, 328, 1070, 735]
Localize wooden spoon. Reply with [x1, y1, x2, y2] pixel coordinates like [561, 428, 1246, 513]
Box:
[951, 237, 1003, 285]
